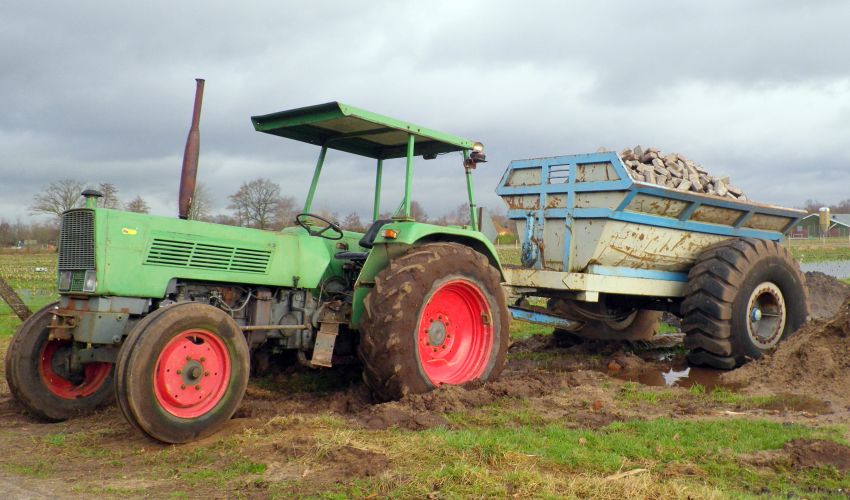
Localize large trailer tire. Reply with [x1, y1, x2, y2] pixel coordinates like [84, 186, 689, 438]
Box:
[115, 302, 249, 443]
[548, 298, 660, 341]
[682, 238, 808, 369]
[358, 243, 510, 402]
[5, 302, 114, 421]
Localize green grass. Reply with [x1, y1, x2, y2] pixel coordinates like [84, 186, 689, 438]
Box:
[496, 245, 520, 266]
[432, 418, 850, 497]
[3, 460, 54, 478]
[0, 252, 58, 335]
[658, 322, 680, 334]
[787, 243, 850, 263]
[509, 320, 552, 340]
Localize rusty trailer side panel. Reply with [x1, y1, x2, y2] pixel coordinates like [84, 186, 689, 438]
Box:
[496, 152, 805, 297]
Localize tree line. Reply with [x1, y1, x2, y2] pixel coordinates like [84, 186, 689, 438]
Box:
[3, 178, 513, 247]
[800, 199, 850, 214]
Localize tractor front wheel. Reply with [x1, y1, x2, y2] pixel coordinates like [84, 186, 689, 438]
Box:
[115, 302, 249, 443]
[358, 243, 510, 402]
[5, 302, 114, 421]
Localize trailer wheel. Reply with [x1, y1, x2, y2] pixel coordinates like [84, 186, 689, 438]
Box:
[5, 302, 114, 421]
[359, 243, 510, 402]
[548, 298, 660, 341]
[682, 238, 808, 369]
[115, 302, 249, 443]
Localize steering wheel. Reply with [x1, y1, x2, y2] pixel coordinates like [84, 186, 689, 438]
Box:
[295, 213, 344, 240]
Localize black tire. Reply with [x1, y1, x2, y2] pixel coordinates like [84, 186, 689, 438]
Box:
[358, 243, 510, 402]
[115, 302, 250, 444]
[548, 298, 660, 341]
[5, 302, 114, 421]
[682, 238, 808, 369]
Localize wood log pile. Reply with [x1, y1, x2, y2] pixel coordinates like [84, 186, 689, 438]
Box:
[619, 145, 747, 200]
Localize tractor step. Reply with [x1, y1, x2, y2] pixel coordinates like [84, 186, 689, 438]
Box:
[310, 322, 339, 367]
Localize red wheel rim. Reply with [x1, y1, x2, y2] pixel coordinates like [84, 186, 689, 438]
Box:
[416, 279, 494, 385]
[39, 339, 111, 399]
[154, 329, 231, 419]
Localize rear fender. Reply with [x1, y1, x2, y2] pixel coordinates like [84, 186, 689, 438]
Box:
[350, 222, 503, 328]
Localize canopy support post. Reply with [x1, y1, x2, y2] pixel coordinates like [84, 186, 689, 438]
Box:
[402, 134, 415, 220]
[464, 150, 479, 231]
[304, 146, 328, 213]
[373, 159, 383, 221]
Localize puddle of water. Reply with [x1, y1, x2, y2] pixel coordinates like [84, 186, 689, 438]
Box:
[800, 260, 850, 279]
[612, 359, 726, 390]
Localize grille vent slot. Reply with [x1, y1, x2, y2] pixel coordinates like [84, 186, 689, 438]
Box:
[145, 238, 271, 274]
[59, 210, 95, 271]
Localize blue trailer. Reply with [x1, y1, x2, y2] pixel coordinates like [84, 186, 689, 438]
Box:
[497, 151, 808, 369]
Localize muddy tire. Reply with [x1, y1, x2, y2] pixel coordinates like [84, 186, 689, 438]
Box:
[682, 238, 808, 369]
[115, 302, 250, 443]
[549, 298, 660, 341]
[358, 243, 510, 402]
[5, 302, 114, 421]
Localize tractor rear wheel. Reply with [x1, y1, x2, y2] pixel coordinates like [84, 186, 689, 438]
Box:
[682, 238, 808, 369]
[548, 297, 660, 341]
[5, 302, 114, 421]
[358, 243, 510, 402]
[115, 302, 249, 443]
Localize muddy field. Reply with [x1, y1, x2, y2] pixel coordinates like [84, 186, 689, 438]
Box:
[0, 273, 849, 497]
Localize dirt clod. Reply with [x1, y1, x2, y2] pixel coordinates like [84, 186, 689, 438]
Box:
[786, 438, 850, 472]
[722, 300, 850, 407]
[358, 372, 554, 430]
[805, 271, 850, 320]
[324, 445, 390, 478]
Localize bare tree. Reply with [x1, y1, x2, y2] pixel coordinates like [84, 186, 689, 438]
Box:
[452, 202, 471, 226]
[97, 182, 121, 209]
[188, 183, 213, 221]
[801, 198, 850, 214]
[210, 213, 240, 226]
[342, 211, 364, 232]
[30, 179, 87, 218]
[409, 200, 428, 222]
[273, 196, 298, 229]
[125, 195, 151, 214]
[228, 178, 283, 229]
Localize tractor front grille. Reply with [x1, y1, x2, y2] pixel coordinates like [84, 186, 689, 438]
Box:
[59, 209, 95, 271]
[145, 238, 271, 274]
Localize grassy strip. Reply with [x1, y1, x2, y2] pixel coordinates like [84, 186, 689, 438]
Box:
[300, 417, 849, 498]
[790, 246, 850, 264]
[0, 253, 58, 336]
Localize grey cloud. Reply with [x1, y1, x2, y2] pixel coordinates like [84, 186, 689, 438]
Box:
[1, 1, 849, 225]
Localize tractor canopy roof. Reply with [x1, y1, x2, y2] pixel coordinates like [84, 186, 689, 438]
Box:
[251, 102, 477, 160]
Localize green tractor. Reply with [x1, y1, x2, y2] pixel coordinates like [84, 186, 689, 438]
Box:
[5, 89, 509, 443]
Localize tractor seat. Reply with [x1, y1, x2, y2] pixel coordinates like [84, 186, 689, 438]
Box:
[334, 219, 393, 261]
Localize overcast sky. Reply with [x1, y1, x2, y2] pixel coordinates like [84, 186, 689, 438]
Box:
[2, 1, 849, 224]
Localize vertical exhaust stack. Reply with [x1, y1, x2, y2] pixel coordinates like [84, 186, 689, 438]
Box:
[178, 78, 205, 219]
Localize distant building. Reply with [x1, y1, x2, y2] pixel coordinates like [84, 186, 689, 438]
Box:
[788, 213, 850, 239]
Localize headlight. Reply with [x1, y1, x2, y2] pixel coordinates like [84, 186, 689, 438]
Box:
[83, 270, 97, 292]
[58, 271, 72, 291]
